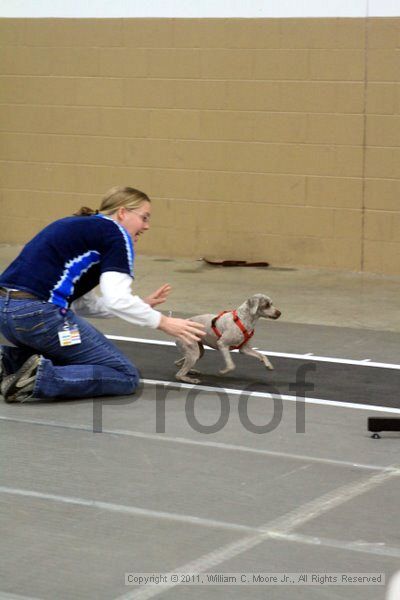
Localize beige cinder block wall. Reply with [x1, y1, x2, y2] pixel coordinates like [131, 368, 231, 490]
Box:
[0, 18, 399, 274]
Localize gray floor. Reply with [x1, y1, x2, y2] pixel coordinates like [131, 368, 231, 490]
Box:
[0, 249, 400, 600]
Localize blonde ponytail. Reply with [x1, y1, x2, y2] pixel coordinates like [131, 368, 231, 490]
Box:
[73, 207, 99, 216]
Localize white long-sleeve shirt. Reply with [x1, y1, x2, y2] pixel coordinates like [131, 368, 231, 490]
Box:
[70, 271, 162, 328]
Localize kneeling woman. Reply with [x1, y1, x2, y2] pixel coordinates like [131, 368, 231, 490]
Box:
[0, 186, 204, 402]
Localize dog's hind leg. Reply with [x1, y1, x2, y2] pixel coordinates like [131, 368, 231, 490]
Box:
[239, 344, 274, 370]
[189, 342, 205, 374]
[175, 342, 204, 374]
[175, 342, 203, 384]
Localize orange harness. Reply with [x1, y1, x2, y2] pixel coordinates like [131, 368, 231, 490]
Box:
[211, 310, 254, 350]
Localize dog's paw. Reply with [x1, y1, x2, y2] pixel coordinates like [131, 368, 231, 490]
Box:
[176, 375, 200, 385]
[264, 360, 274, 370]
[219, 367, 234, 375]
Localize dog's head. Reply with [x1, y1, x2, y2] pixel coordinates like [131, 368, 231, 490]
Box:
[246, 294, 281, 320]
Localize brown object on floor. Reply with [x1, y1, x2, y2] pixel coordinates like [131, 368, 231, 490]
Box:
[201, 257, 270, 267]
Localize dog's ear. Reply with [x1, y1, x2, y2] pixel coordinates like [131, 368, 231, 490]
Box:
[247, 296, 260, 316]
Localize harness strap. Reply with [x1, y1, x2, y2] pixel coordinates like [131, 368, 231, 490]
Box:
[211, 310, 254, 350]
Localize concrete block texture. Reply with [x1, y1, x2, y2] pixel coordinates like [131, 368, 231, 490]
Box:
[0, 17, 399, 275]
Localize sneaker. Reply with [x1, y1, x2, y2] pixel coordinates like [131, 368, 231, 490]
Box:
[1, 354, 41, 403]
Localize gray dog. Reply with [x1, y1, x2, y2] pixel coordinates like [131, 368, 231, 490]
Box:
[175, 294, 281, 384]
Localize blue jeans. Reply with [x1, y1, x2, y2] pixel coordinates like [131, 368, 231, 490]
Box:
[0, 296, 139, 400]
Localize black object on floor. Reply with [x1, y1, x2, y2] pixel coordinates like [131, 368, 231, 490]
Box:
[202, 257, 270, 267]
[368, 417, 400, 439]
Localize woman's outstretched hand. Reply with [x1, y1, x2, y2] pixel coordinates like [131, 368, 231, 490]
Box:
[144, 284, 172, 307]
[158, 315, 205, 344]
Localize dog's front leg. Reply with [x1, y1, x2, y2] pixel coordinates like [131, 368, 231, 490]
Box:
[217, 340, 236, 374]
[239, 344, 274, 370]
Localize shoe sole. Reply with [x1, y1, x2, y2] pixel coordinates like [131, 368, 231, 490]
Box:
[1, 355, 40, 401]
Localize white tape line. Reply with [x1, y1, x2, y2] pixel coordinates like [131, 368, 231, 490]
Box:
[114, 467, 400, 600]
[116, 534, 266, 600]
[106, 335, 400, 370]
[0, 593, 42, 600]
[0, 486, 257, 534]
[269, 532, 400, 559]
[107, 335, 174, 347]
[0, 415, 396, 473]
[1, 470, 398, 600]
[2, 483, 400, 563]
[142, 377, 400, 414]
[266, 467, 400, 534]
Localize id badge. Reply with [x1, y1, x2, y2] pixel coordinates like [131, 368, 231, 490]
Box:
[58, 322, 82, 346]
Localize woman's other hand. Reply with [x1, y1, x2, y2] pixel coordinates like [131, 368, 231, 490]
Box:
[144, 284, 172, 307]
